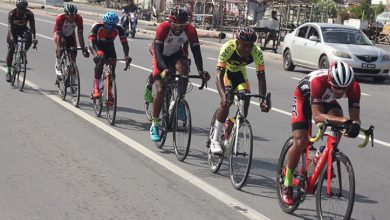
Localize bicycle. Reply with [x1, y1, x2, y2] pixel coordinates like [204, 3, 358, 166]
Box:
[92, 58, 130, 125]
[57, 47, 85, 107]
[11, 34, 37, 91]
[276, 121, 374, 219]
[206, 92, 271, 190]
[151, 73, 207, 161]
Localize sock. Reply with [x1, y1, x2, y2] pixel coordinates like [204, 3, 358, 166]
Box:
[152, 117, 159, 127]
[284, 167, 293, 187]
[212, 120, 223, 143]
[93, 79, 100, 90]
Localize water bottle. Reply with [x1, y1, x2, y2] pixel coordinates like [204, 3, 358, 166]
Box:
[307, 146, 317, 176]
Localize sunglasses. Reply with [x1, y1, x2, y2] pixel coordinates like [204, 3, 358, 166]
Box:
[171, 23, 186, 28]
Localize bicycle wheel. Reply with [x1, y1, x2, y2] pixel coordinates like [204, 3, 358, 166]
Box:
[19, 53, 27, 91]
[173, 99, 191, 161]
[58, 62, 67, 100]
[144, 77, 155, 121]
[207, 110, 224, 173]
[276, 137, 305, 213]
[106, 78, 117, 125]
[316, 152, 355, 220]
[154, 97, 168, 149]
[11, 52, 20, 87]
[69, 64, 80, 107]
[229, 119, 253, 190]
[93, 80, 103, 117]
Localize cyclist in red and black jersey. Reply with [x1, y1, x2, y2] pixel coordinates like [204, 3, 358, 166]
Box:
[282, 61, 362, 206]
[53, 3, 89, 84]
[6, 0, 38, 82]
[88, 12, 131, 102]
[147, 6, 210, 142]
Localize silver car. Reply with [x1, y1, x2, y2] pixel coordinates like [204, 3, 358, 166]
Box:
[283, 23, 390, 83]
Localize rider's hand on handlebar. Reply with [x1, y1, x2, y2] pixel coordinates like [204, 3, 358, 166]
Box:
[125, 56, 132, 64]
[160, 69, 170, 79]
[260, 98, 270, 112]
[82, 48, 90, 58]
[343, 120, 360, 138]
[32, 39, 38, 45]
[199, 70, 210, 81]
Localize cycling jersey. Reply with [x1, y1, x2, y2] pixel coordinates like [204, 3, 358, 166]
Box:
[291, 69, 361, 131]
[88, 23, 127, 58]
[54, 14, 83, 37]
[121, 4, 138, 13]
[217, 39, 264, 73]
[8, 8, 35, 31]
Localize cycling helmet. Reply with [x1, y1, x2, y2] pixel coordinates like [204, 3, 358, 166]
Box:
[328, 61, 354, 88]
[169, 6, 188, 23]
[16, 0, 28, 9]
[102, 12, 119, 25]
[64, 3, 78, 15]
[235, 27, 257, 43]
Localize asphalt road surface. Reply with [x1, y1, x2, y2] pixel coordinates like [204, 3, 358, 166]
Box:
[0, 2, 389, 220]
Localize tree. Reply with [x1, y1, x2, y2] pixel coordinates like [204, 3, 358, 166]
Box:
[315, 0, 338, 18]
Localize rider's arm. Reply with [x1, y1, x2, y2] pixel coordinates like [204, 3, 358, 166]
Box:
[187, 25, 204, 73]
[76, 15, 86, 48]
[88, 24, 100, 56]
[216, 67, 226, 97]
[8, 10, 15, 34]
[153, 23, 170, 71]
[117, 26, 129, 57]
[311, 104, 347, 125]
[27, 10, 36, 40]
[347, 80, 361, 124]
[252, 45, 267, 99]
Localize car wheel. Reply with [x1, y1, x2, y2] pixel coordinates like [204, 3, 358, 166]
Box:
[283, 49, 295, 71]
[373, 76, 386, 83]
[319, 56, 329, 69]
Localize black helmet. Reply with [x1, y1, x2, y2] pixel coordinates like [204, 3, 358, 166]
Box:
[64, 3, 78, 15]
[169, 6, 188, 23]
[235, 27, 257, 43]
[16, 0, 28, 9]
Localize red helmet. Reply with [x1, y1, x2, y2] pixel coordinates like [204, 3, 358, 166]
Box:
[169, 6, 188, 23]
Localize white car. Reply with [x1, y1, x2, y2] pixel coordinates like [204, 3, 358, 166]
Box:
[283, 23, 390, 83]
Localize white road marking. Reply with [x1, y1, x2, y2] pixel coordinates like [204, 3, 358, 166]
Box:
[361, 92, 371, 96]
[290, 77, 301, 81]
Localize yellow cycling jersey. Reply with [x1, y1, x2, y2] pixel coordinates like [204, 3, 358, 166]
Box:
[217, 39, 265, 72]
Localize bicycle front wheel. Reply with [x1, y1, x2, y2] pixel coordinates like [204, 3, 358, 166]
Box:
[93, 80, 103, 117]
[11, 66, 18, 87]
[207, 110, 224, 173]
[58, 64, 67, 100]
[144, 76, 155, 121]
[173, 99, 191, 161]
[154, 98, 168, 149]
[316, 152, 355, 220]
[106, 78, 117, 125]
[69, 65, 80, 107]
[229, 119, 253, 190]
[19, 53, 27, 91]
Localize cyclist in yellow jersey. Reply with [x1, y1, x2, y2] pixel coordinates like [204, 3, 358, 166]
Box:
[209, 27, 271, 153]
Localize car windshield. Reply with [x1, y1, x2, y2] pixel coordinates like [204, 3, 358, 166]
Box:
[321, 27, 372, 45]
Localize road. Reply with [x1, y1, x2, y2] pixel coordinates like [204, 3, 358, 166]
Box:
[0, 2, 389, 220]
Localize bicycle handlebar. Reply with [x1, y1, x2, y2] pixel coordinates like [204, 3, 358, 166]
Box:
[98, 58, 131, 71]
[310, 122, 375, 148]
[232, 92, 272, 108]
[168, 74, 208, 90]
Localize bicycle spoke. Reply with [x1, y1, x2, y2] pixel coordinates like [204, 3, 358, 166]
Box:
[106, 79, 117, 125]
[173, 99, 191, 161]
[70, 65, 80, 107]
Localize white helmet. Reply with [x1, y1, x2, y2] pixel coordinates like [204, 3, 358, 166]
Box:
[329, 61, 354, 88]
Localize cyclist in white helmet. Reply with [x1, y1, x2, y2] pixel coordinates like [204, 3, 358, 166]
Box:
[282, 60, 362, 206]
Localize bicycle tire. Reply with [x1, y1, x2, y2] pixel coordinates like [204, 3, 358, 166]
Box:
[154, 96, 168, 149]
[144, 77, 154, 121]
[93, 80, 103, 117]
[229, 119, 253, 190]
[19, 53, 27, 91]
[316, 152, 355, 220]
[173, 99, 192, 161]
[70, 64, 80, 107]
[11, 66, 18, 87]
[58, 58, 68, 100]
[11, 52, 20, 87]
[276, 137, 304, 213]
[106, 78, 117, 125]
[207, 110, 224, 173]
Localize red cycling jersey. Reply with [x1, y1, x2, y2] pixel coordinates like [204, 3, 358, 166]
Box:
[53, 14, 83, 37]
[291, 69, 360, 131]
[88, 22, 127, 44]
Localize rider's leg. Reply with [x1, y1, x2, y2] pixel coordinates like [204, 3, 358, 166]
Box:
[6, 32, 16, 81]
[24, 29, 33, 52]
[92, 60, 104, 98]
[175, 57, 190, 92]
[150, 77, 167, 141]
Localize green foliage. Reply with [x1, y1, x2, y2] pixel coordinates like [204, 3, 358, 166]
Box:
[349, 0, 373, 20]
[375, 2, 385, 15]
[315, 0, 338, 18]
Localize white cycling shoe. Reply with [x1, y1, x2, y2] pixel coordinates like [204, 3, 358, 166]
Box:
[210, 141, 223, 154]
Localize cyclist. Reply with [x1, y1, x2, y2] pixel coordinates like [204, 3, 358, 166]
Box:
[147, 6, 210, 142]
[88, 12, 131, 105]
[209, 27, 270, 154]
[53, 3, 89, 84]
[282, 61, 361, 205]
[6, 0, 38, 82]
[120, 0, 138, 32]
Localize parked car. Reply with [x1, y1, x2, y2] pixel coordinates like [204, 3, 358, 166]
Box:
[283, 23, 390, 83]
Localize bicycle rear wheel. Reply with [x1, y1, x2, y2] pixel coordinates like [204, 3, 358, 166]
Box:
[316, 152, 355, 220]
[69, 65, 80, 107]
[173, 99, 191, 161]
[276, 137, 304, 213]
[11, 66, 19, 87]
[106, 78, 117, 125]
[19, 53, 27, 91]
[93, 80, 103, 117]
[154, 98, 168, 149]
[207, 110, 224, 173]
[229, 119, 253, 190]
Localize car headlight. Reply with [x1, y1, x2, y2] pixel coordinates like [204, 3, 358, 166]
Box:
[333, 51, 351, 59]
[382, 55, 390, 61]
